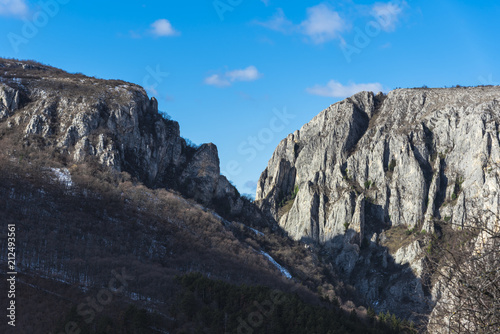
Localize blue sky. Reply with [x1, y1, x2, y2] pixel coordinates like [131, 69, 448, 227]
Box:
[1, 0, 499, 196]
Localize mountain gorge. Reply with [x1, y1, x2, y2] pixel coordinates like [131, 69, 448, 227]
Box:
[0, 59, 402, 334]
[0, 59, 498, 333]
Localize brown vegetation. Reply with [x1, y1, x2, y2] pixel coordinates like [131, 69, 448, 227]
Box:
[0, 148, 352, 332]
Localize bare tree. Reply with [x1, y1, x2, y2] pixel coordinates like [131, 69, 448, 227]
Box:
[428, 214, 500, 333]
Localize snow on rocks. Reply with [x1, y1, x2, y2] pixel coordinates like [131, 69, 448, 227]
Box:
[50, 168, 73, 187]
[260, 251, 292, 279]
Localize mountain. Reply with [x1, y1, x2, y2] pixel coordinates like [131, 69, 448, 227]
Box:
[2, 58, 497, 333]
[0, 59, 416, 334]
[256, 87, 500, 332]
[0, 59, 268, 227]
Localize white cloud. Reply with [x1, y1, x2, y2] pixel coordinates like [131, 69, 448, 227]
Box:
[255, 8, 294, 33]
[371, 2, 405, 32]
[0, 0, 28, 17]
[300, 4, 347, 43]
[307, 80, 385, 98]
[256, 4, 347, 44]
[226, 66, 261, 82]
[205, 66, 262, 87]
[150, 19, 179, 37]
[204, 74, 231, 87]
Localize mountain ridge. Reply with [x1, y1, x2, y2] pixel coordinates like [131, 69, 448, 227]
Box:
[0, 57, 271, 228]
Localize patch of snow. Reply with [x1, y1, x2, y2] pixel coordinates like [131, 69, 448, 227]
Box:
[260, 251, 292, 279]
[249, 227, 264, 237]
[50, 168, 73, 187]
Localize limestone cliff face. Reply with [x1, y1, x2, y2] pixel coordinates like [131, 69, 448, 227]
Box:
[256, 87, 500, 321]
[0, 59, 252, 221]
[257, 88, 500, 242]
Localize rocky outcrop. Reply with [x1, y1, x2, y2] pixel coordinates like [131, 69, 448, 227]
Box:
[179, 143, 245, 215]
[257, 88, 500, 242]
[256, 87, 500, 322]
[0, 83, 19, 119]
[180, 143, 221, 205]
[393, 240, 425, 277]
[0, 59, 261, 225]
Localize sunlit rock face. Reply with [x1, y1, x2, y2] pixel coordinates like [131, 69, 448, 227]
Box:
[257, 87, 500, 244]
[256, 87, 500, 322]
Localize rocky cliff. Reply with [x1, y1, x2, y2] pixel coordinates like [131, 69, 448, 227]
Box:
[256, 87, 500, 325]
[0, 59, 263, 225]
[257, 88, 500, 240]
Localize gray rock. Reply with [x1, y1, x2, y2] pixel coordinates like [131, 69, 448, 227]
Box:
[423, 158, 442, 233]
[346, 194, 365, 245]
[0, 69, 259, 225]
[0, 83, 19, 119]
[381, 249, 388, 269]
[335, 243, 360, 276]
[256, 87, 500, 324]
[257, 87, 500, 243]
[394, 240, 425, 277]
[180, 143, 221, 205]
[452, 192, 466, 230]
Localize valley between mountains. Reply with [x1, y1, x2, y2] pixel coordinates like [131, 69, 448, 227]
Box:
[0, 58, 498, 333]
